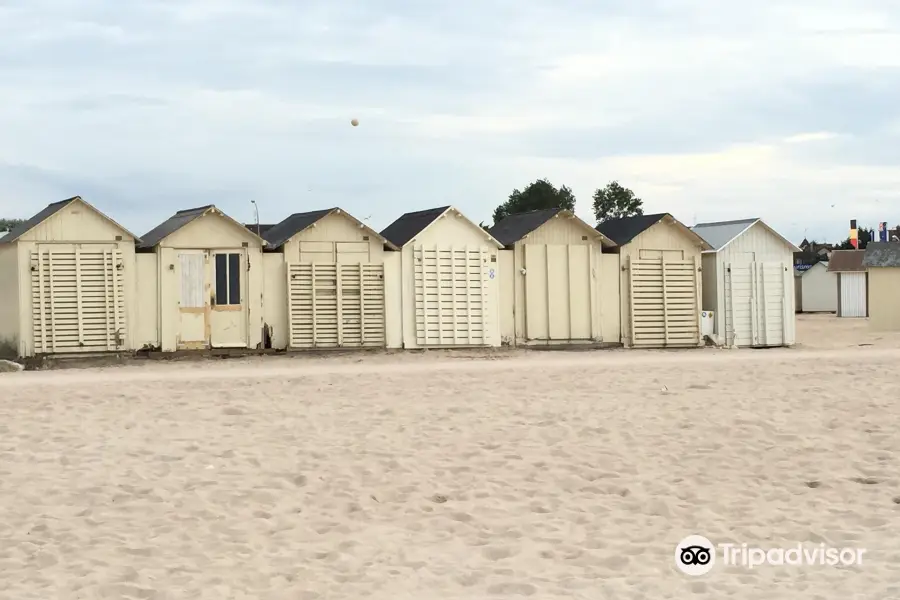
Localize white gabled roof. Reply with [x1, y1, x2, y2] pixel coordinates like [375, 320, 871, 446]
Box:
[692, 218, 801, 253]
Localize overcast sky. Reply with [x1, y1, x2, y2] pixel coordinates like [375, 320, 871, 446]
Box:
[1, 0, 898, 243]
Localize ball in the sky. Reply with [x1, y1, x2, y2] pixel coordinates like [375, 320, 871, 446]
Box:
[350, 118, 359, 127]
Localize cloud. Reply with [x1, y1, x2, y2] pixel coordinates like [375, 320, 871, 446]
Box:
[782, 132, 840, 144]
[1, 0, 899, 243]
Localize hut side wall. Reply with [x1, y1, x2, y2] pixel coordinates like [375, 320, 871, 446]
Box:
[134, 253, 159, 349]
[0, 245, 20, 354]
[869, 268, 900, 331]
[262, 253, 287, 349]
[599, 253, 621, 343]
[383, 251, 403, 349]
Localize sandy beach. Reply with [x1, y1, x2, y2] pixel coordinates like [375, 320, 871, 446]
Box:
[1, 314, 899, 599]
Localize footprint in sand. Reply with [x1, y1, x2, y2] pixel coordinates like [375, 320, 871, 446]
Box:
[482, 545, 519, 561]
[486, 582, 537, 596]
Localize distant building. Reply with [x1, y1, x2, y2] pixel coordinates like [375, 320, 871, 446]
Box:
[794, 238, 833, 269]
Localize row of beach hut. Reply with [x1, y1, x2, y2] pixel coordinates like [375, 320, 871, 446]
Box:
[0, 196, 843, 358]
[794, 245, 900, 331]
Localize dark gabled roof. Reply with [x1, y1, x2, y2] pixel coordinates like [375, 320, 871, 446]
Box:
[260, 208, 334, 249]
[380, 206, 451, 247]
[258, 208, 399, 251]
[244, 223, 277, 237]
[863, 242, 900, 268]
[597, 212, 712, 250]
[0, 196, 141, 244]
[596, 213, 669, 245]
[0, 197, 79, 244]
[827, 250, 866, 272]
[138, 205, 213, 249]
[488, 208, 615, 247]
[488, 208, 565, 246]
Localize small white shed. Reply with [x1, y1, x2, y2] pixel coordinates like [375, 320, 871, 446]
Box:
[137, 205, 266, 352]
[380, 206, 504, 348]
[826, 250, 868, 318]
[0, 196, 140, 357]
[260, 207, 399, 350]
[487, 208, 617, 345]
[692, 218, 800, 347]
[798, 261, 838, 314]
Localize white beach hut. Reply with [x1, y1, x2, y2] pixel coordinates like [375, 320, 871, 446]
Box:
[798, 262, 838, 314]
[692, 217, 800, 347]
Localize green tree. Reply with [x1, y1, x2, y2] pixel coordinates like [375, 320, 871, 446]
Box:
[592, 181, 643, 224]
[492, 178, 576, 225]
[0, 218, 24, 231]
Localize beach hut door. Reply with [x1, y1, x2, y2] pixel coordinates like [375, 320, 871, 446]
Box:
[210, 250, 249, 348]
[413, 246, 488, 346]
[628, 256, 701, 347]
[177, 251, 208, 349]
[523, 244, 593, 341]
[726, 262, 785, 346]
[31, 243, 126, 353]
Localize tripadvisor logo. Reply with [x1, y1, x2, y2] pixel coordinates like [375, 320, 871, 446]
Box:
[675, 535, 866, 575]
[675, 535, 715, 576]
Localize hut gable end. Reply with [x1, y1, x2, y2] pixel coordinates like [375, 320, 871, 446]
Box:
[139, 205, 264, 250]
[1, 196, 138, 244]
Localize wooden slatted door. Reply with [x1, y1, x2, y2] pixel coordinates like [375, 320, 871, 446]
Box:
[628, 256, 700, 347]
[31, 244, 126, 353]
[414, 247, 489, 346]
[287, 263, 385, 348]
